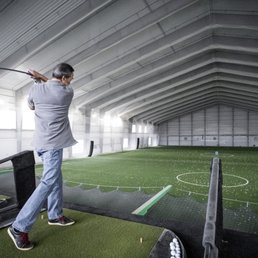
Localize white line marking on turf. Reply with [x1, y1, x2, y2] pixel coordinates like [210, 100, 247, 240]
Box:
[176, 172, 209, 187]
[64, 180, 165, 189]
[176, 172, 249, 188]
[177, 189, 258, 206]
[222, 174, 249, 188]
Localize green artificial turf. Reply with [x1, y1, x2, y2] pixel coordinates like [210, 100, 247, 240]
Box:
[0, 209, 163, 258]
[33, 146, 258, 212]
[2, 146, 256, 234]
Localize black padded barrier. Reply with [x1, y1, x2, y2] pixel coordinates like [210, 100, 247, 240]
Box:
[0, 150, 36, 209]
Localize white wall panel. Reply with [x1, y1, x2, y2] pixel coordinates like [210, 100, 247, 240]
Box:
[159, 105, 258, 147]
[234, 136, 248, 147]
[249, 112, 258, 134]
[234, 109, 247, 135]
[180, 115, 191, 135]
[219, 106, 232, 135]
[21, 131, 34, 150]
[159, 136, 167, 145]
[168, 136, 179, 145]
[206, 106, 218, 135]
[205, 135, 218, 146]
[249, 136, 258, 147]
[0, 131, 17, 159]
[168, 118, 179, 135]
[192, 136, 205, 146]
[158, 123, 167, 134]
[219, 136, 232, 146]
[193, 110, 204, 135]
[180, 136, 191, 146]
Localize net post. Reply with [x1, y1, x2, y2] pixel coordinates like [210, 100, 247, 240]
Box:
[202, 157, 223, 258]
[88, 140, 94, 157]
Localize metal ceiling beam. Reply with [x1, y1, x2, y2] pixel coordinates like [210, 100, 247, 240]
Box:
[73, 12, 258, 108]
[99, 60, 258, 114]
[0, 0, 117, 77]
[130, 84, 258, 122]
[152, 97, 258, 125]
[1, 0, 258, 125]
[74, 36, 258, 111]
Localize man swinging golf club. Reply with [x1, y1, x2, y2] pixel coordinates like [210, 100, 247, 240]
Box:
[8, 63, 77, 251]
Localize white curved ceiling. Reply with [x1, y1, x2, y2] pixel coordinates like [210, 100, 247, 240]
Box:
[0, 0, 257, 124]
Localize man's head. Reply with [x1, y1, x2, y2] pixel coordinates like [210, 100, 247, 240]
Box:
[52, 63, 74, 86]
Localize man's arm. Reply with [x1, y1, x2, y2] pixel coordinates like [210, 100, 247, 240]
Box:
[27, 70, 49, 110]
[29, 70, 48, 82]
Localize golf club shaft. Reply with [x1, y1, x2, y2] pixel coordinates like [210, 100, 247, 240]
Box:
[0, 67, 32, 76]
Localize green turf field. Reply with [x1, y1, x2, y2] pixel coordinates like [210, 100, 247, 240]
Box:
[1, 146, 258, 233]
[0, 209, 163, 258]
[33, 146, 258, 212]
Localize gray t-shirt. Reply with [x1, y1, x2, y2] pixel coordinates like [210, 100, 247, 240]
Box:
[28, 79, 77, 150]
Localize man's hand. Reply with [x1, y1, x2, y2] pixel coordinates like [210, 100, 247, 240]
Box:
[29, 70, 48, 82]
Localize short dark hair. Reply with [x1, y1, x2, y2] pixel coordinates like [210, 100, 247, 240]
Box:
[52, 63, 74, 79]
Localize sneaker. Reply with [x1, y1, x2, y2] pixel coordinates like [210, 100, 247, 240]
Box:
[7, 227, 34, 251]
[48, 216, 75, 226]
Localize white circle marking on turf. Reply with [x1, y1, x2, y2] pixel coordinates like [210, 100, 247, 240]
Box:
[176, 172, 209, 187]
[176, 172, 249, 188]
[222, 174, 249, 188]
